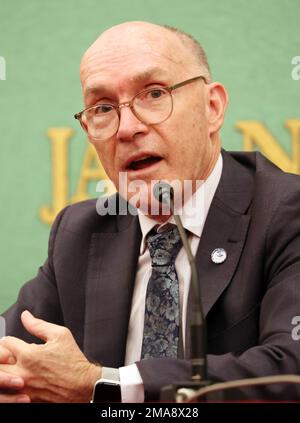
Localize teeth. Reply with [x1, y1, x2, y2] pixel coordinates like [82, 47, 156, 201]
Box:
[135, 155, 151, 161]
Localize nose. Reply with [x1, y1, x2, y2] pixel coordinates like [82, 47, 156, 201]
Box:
[116, 104, 149, 142]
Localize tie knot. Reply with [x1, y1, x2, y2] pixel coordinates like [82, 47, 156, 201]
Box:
[147, 226, 182, 266]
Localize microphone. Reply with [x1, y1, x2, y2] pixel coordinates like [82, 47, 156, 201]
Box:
[153, 181, 174, 206]
[153, 181, 212, 401]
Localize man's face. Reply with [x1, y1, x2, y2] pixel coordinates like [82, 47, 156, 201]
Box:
[80, 23, 221, 213]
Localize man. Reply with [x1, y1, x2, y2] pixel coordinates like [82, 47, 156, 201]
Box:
[1, 21, 300, 403]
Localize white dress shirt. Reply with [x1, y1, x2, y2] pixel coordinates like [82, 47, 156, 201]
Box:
[118, 154, 223, 402]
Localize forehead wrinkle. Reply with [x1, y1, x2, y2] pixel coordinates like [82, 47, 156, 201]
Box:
[84, 66, 172, 96]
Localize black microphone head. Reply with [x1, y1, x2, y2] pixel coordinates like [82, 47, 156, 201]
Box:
[153, 181, 174, 205]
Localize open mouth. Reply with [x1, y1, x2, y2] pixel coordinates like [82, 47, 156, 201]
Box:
[126, 156, 162, 171]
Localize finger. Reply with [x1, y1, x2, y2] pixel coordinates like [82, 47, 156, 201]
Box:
[21, 310, 65, 342]
[0, 336, 28, 357]
[0, 394, 30, 403]
[0, 345, 16, 364]
[0, 371, 24, 390]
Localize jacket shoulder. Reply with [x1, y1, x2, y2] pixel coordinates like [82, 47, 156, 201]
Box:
[228, 150, 300, 195]
[53, 195, 136, 236]
[54, 198, 115, 236]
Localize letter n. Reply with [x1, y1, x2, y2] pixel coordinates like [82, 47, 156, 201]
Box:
[236, 120, 300, 174]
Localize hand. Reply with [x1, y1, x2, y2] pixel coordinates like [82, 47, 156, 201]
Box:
[0, 345, 28, 403]
[0, 311, 101, 402]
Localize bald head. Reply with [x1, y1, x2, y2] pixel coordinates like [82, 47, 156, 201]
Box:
[162, 24, 211, 81]
[80, 21, 211, 85]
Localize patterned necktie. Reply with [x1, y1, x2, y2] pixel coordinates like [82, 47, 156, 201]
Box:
[141, 226, 182, 359]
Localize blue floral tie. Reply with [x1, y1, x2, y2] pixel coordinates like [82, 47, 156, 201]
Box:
[141, 226, 182, 359]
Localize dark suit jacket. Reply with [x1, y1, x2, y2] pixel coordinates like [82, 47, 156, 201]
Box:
[3, 150, 300, 401]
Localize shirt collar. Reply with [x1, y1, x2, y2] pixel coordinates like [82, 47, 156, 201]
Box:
[138, 153, 223, 255]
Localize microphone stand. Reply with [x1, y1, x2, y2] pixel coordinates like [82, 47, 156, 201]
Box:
[155, 183, 300, 402]
[187, 374, 300, 402]
[155, 183, 214, 402]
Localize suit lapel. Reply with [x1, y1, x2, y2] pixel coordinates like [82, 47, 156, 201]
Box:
[196, 202, 251, 316]
[83, 209, 141, 366]
[185, 150, 253, 358]
[196, 150, 253, 316]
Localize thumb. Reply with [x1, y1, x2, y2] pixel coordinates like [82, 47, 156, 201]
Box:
[21, 310, 62, 342]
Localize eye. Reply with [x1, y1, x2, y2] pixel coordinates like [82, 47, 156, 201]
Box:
[137, 88, 168, 103]
[148, 88, 165, 99]
[94, 104, 114, 115]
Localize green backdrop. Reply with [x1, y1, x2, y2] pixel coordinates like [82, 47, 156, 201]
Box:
[0, 0, 299, 312]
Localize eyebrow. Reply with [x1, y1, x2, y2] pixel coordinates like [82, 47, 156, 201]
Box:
[84, 67, 169, 97]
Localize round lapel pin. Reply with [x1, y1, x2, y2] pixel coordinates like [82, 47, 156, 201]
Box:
[211, 248, 227, 264]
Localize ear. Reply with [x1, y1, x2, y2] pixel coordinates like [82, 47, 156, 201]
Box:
[205, 82, 228, 136]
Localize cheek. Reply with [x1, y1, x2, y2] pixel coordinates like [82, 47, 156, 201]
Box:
[162, 109, 209, 179]
[166, 113, 206, 157]
[171, 98, 206, 136]
[93, 143, 116, 179]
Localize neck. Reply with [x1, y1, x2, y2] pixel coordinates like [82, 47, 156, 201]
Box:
[201, 137, 221, 181]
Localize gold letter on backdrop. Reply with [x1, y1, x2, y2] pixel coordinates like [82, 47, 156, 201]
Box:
[235, 119, 300, 174]
[39, 128, 73, 225]
[71, 143, 113, 204]
[39, 129, 115, 225]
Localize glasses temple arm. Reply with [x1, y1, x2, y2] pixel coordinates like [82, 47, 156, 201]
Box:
[170, 76, 207, 91]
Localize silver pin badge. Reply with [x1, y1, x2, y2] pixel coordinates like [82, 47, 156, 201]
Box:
[211, 248, 227, 264]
